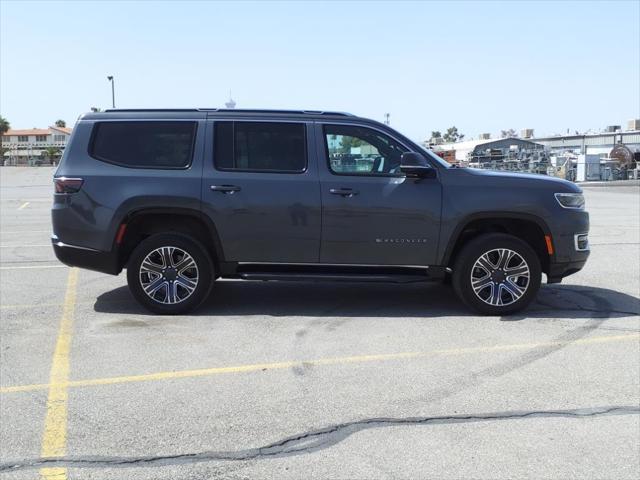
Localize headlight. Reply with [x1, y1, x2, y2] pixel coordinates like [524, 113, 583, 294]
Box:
[555, 192, 585, 210]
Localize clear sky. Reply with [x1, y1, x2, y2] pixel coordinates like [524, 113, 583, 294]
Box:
[1, 0, 638, 141]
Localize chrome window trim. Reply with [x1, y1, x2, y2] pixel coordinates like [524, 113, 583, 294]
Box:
[211, 120, 310, 174]
[320, 121, 414, 154]
[319, 121, 442, 177]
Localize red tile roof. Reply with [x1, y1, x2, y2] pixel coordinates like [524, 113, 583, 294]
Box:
[50, 126, 72, 134]
[3, 128, 51, 136]
[3, 126, 72, 137]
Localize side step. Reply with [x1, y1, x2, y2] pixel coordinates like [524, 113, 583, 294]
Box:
[238, 272, 431, 284]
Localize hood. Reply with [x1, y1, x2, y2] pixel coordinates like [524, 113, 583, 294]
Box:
[457, 168, 582, 193]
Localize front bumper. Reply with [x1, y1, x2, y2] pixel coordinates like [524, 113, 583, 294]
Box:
[545, 210, 590, 283]
[52, 236, 121, 275]
[547, 257, 588, 284]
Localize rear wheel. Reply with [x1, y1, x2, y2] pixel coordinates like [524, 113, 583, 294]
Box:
[452, 233, 541, 315]
[127, 233, 214, 314]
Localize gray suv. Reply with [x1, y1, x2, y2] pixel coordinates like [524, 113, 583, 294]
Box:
[52, 109, 589, 315]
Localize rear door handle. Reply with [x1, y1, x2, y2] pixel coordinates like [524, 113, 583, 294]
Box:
[210, 185, 241, 194]
[329, 188, 359, 197]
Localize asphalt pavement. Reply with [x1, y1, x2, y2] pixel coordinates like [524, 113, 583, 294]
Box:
[1, 167, 638, 479]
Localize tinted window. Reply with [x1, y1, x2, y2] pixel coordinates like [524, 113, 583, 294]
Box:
[90, 121, 196, 168]
[215, 122, 306, 172]
[324, 125, 408, 175]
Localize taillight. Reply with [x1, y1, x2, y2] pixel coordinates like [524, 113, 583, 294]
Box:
[54, 177, 83, 194]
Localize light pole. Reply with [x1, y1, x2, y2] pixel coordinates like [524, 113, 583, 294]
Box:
[107, 76, 115, 108]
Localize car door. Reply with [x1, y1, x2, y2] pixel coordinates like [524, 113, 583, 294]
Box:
[201, 119, 321, 263]
[317, 122, 442, 266]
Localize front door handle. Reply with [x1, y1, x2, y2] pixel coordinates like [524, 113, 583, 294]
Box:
[210, 185, 241, 194]
[329, 188, 359, 198]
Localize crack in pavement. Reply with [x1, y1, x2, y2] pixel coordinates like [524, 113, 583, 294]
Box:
[403, 288, 634, 417]
[1, 406, 638, 472]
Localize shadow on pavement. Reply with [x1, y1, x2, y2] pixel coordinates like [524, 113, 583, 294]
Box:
[94, 280, 640, 319]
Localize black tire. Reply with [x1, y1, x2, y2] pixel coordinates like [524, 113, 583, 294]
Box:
[126, 233, 214, 315]
[452, 233, 541, 315]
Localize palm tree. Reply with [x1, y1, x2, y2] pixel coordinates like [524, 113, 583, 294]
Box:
[0, 117, 9, 165]
[54, 119, 66, 128]
[0, 116, 9, 135]
[42, 147, 61, 164]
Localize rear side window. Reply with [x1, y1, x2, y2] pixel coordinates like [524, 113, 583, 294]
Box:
[90, 121, 196, 168]
[214, 122, 306, 172]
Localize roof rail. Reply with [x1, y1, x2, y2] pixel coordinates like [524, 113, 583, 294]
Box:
[198, 108, 355, 116]
[101, 108, 355, 116]
[103, 109, 200, 113]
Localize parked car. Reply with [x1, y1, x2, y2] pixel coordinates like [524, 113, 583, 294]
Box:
[52, 109, 589, 315]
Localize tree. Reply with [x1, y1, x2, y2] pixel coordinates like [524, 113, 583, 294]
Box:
[442, 126, 464, 143]
[500, 128, 518, 138]
[339, 136, 363, 153]
[0, 116, 9, 135]
[0, 117, 9, 163]
[54, 119, 66, 128]
[42, 147, 61, 164]
[430, 131, 442, 140]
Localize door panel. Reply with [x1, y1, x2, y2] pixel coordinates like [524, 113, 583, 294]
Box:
[317, 123, 442, 266]
[201, 121, 321, 263]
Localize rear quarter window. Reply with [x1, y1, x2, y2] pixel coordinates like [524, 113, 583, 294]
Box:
[89, 121, 197, 169]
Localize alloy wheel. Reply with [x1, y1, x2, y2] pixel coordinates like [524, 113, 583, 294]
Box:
[139, 246, 199, 304]
[470, 248, 530, 307]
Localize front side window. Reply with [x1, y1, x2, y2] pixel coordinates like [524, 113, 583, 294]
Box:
[90, 121, 196, 168]
[324, 125, 408, 175]
[214, 121, 306, 172]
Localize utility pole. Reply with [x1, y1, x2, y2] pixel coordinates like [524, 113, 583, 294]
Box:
[107, 76, 115, 108]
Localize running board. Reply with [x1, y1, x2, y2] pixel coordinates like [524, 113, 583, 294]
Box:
[238, 272, 431, 283]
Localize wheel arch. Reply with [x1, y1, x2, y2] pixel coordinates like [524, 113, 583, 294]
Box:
[443, 212, 553, 274]
[114, 207, 225, 271]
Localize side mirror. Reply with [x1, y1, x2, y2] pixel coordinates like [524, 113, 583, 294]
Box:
[400, 152, 437, 178]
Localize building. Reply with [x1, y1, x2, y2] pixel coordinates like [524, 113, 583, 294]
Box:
[1, 126, 72, 165]
[531, 130, 640, 159]
[428, 119, 640, 168]
[429, 137, 542, 163]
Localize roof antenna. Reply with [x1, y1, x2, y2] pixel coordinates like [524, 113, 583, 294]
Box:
[225, 90, 236, 109]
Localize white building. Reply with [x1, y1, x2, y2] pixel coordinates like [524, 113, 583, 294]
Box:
[2, 125, 72, 165]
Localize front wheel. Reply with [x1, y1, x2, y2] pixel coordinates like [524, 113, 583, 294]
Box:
[452, 233, 541, 315]
[127, 233, 214, 314]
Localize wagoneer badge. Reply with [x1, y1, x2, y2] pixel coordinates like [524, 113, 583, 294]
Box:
[376, 238, 428, 244]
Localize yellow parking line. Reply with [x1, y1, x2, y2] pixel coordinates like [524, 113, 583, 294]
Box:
[0, 299, 126, 310]
[0, 301, 84, 310]
[2, 332, 637, 395]
[39, 268, 78, 480]
[18, 201, 30, 210]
